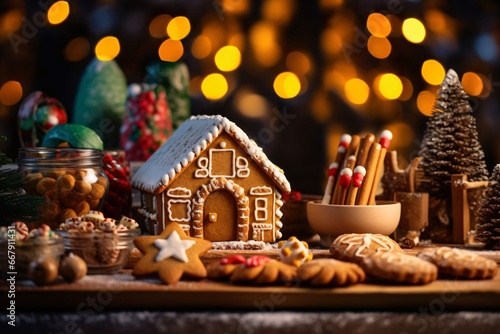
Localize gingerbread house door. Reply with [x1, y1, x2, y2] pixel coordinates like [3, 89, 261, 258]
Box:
[203, 190, 236, 241]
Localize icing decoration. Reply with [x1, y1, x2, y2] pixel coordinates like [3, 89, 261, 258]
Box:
[337, 134, 352, 153]
[249, 186, 272, 195]
[131, 115, 290, 194]
[236, 156, 250, 178]
[167, 199, 192, 222]
[327, 162, 339, 177]
[254, 198, 268, 221]
[220, 254, 246, 265]
[209, 148, 236, 178]
[245, 255, 271, 267]
[119, 216, 139, 229]
[337, 234, 399, 259]
[194, 157, 209, 178]
[167, 187, 192, 198]
[338, 168, 353, 188]
[379, 130, 393, 149]
[251, 223, 273, 241]
[352, 166, 366, 187]
[278, 236, 313, 267]
[154, 230, 195, 263]
[14, 221, 29, 241]
[219, 141, 227, 148]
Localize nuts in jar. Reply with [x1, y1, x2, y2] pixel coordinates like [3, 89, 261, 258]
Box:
[17, 148, 109, 229]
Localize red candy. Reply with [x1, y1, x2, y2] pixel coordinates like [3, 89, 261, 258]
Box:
[245, 255, 271, 267]
[220, 255, 246, 265]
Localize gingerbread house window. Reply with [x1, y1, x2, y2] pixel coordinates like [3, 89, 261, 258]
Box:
[254, 198, 268, 221]
[195, 157, 209, 178]
[209, 149, 235, 178]
[168, 199, 192, 222]
[236, 156, 250, 178]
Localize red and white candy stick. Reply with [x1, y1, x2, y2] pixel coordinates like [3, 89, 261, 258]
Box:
[322, 162, 339, 204]
[368, 130, 393, 205]
[346, 166, 366, 205]
[330, 134, 352, 204]
[335, 168, 352, 205]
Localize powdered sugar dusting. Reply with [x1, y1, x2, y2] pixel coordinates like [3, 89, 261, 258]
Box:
[211, 240, 272, 250]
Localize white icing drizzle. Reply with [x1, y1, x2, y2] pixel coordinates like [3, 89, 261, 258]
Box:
[336, 234, 398, 259]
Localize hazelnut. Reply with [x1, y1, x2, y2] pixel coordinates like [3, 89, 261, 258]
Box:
[29, 257, 59, 286]
[59, 253, 87, 283]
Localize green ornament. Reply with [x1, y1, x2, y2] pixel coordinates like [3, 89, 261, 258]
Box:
[145, 61, 190, 129]
[73, 58, 127, 149]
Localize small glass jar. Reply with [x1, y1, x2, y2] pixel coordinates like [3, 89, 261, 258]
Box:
[17, 148, 109, 230]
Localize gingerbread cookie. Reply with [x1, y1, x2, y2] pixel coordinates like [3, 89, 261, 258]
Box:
[361, 251, 438, 285]
[416, 247, 498, 279]
[229, 255, 297, 285]
[330, 233, 402, 264]
[206, 255, 246, 280]
[133, 223, 212, 284]
[297, 258, 365, 287]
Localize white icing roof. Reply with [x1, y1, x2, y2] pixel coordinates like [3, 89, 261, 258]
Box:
[131, 115, 291, 194]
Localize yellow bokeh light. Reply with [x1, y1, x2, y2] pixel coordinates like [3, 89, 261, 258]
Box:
[221, 0, 250, 15]
[273, 72, 301, 99]
[378, 73, 403, 100]
[399, 77, 413, 101]
[262, 0, 295, 25]
[402, 18, 426, 44]
[421, 59, 445, 85]
[95, 36, 120, 61]
[215, 46, 241, 72]
[149, 14, 171, 39]
[235, 89, 269, 118]
[167, 16, 191, 41]
[64, 37, 90, 62]
[191, 35, 212, 59]
[250, 21, 281, 67]
[0, 81, 23, 106]
[462, 72, 483, 96]
[417, 90, 437, 116]
[345, 78, 369, 105]
[367, 36, 391, 59]
[366, 13, 391, 38]
[286, 51, 311, 74]
[158, 39, 183, 62]
[201, 73, 228, 100]
[47, 1, 70, 25]
[321, 29, 343, 55]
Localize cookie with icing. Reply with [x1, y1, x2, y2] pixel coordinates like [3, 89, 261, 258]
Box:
[416, 247, 498, 279]
[297, 258, 366, 287]
[330, 233, 402, 265]
[228, 255, 297, 285]
[206, 255, 246, 280]
[362, 251, 438, 285]
[133, 222, 212, 284]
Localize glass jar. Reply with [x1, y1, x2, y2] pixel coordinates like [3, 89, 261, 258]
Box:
[102, 150, 132, 219]
[17, 148, 109, 230]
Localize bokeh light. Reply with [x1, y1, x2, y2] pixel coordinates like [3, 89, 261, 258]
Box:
[149, 14, 171, 39]
[64, 37, 90, 62]
[345, 78, 369, 105]
[461, 72, 483, 96]
[201, 73, 228, 100]
[47, 1, 70, 25]
[367, 36, 391, 59]
[262, 0, 295, 25]
[158, 39, 183, 62]
[421, 59, 445, 85]
[95, 36, 120, 61]
[378, 73, 403, 100]
[286, 51, 311, 74]
[417, 90, 437, 116]
[399, 77, 413, 101]
[191, 35, 212, 59]
[274, 72, 301, 99]
[214, 46, 241, 72]
[235, 90, 269, 118]
[321, 29, 343, 56]
[402, 18, 426, 44]
[366, 13, 391, 38]
[167, 16, 191, 40]
[0, 81, 23, 106]
[250, 21, 281, 67]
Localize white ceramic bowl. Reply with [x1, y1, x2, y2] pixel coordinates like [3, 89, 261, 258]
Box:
[307, 200, 401, 247]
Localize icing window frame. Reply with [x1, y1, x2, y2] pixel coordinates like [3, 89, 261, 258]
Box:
[167, 199, 192, 222]
[236, 156, 250, 178]
[209, 148, 236, 178]
[254, 197, 268, 221]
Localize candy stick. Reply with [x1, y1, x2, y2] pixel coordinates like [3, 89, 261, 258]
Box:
[329, 134, 352, 204]
[321, 162, 339, 204]
[335, 168, 352, 205]
[343, 135, 360, 168]
[346, 166, 366, 205]
[345, 155, 356, 171]
[355, 133, 375, 167]
[368, 130, 393, 205]
[356, 143, 381, 205]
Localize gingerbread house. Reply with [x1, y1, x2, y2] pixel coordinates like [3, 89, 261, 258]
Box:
[131, 115, 291, 242]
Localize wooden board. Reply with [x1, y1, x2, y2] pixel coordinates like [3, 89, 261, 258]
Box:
[2, 247, 500, 312]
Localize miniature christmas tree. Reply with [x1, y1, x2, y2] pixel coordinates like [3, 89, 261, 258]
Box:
[474, 164, 500, 249]
[417, 69, 489, 242]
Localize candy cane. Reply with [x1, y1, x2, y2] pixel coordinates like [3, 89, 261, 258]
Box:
[335, 168, 352, 205]
[321, 162, 339, 204]
[346, 166, 366, 205]
[368, 130, 393, 205]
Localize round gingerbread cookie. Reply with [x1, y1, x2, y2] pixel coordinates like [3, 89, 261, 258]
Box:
[330, 233, 402, 265]
[361, 251, 438, 285]
[229, 256, 297, 285]
[297, 258, 365, 287]
[416, 247, 498, 279]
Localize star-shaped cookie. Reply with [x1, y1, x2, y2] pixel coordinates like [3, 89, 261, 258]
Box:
[133, 223, 212, 284]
